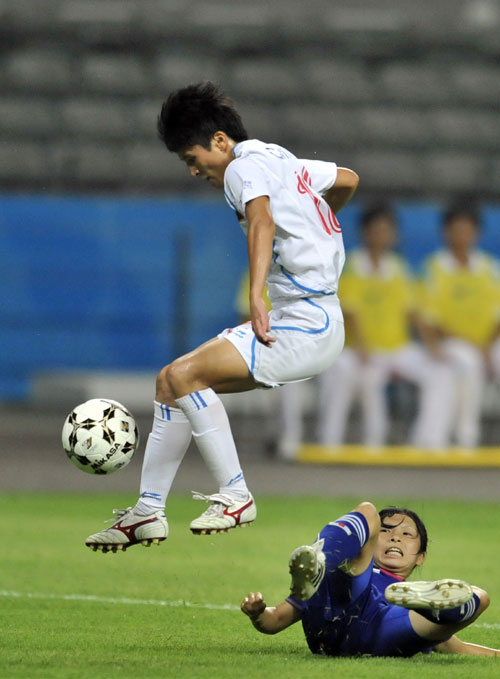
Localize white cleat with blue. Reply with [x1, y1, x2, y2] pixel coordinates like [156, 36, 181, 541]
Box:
[289, 539, 326, 601]
[385, 578, 473, 609]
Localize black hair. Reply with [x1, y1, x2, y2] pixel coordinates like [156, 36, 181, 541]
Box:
[443, 203, 480, 230]
[157, 81, 249, 153]
[361, 204, 396, 231]
[379, 507, 428, 554]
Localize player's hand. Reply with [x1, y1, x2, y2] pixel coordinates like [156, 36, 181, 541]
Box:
[250, 298, 276, 347]
[241, 591, 267, 619]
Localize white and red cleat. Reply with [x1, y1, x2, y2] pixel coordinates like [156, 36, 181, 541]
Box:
[189, 491, 257, 534]
[85, 507, 168, 552]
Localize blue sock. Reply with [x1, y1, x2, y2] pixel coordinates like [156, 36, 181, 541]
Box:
[318, 512, 369, 571]
[420, 592, 481, 625]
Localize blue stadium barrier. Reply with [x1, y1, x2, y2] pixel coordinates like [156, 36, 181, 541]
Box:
[1, 195, 499, 401]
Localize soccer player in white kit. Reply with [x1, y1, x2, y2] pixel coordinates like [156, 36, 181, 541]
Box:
[85, 82, 358, 552]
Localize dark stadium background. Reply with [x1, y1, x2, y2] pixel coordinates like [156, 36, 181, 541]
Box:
[1, 0, 500, 495]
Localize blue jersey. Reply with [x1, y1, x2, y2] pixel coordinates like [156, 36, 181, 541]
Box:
[287, 561, 434, 657]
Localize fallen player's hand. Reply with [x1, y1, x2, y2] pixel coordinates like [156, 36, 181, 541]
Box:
[241, 591, 267, 619]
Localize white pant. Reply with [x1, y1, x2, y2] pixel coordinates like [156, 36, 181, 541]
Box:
[316, 343, 456, 448]
[440, 338, 488, 448]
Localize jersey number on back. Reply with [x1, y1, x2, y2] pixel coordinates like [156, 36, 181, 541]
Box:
[296, 167, 341, 235]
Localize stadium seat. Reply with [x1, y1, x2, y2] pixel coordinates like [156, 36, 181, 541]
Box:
[80, 54, 150, 95]
[304, 60, 375, 103]
[229, 60, 301, 101]
[351, 150, 424, 192]
[238, 102, 291, 145]
[423, 152, 488, 191]
[134, 100, 163, 140]
[450, 64, 500, 104]
[378, 63, 452, 103]
[154, 54, 224, 93]
[60, 98, 135, 140]
[136, 0, 189, 37]
[430, 110, 500, 149]
[3, 50, 74, 94]
[51, 142, 126, 187]
[0, 98, 59, 138]
[358, 106, 432, 147]
[125, 143, 186, 188]
[55, 0, 137, 43]
[0, 0, 59, 32]
[285, 104, 362, 146]
[0, 141, 49, 181]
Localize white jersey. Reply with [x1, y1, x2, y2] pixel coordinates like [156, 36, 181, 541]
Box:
[224, 139, 344, 304]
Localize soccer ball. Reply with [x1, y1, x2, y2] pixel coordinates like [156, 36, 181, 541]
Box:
[62, 398, 139, 475]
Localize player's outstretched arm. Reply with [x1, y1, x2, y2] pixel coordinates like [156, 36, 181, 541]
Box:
[324, 167, 359, 214]
[241, 592, 301, 634]
[434, 635, 500, 656]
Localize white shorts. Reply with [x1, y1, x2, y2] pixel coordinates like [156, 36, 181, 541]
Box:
[218, 296, 345, 388]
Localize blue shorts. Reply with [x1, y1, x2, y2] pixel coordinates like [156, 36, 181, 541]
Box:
[288, 559, 436, 657]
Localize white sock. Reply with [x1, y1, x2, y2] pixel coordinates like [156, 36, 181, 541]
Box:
[175, 388, 249, 500]
[134, 401, 192, 516]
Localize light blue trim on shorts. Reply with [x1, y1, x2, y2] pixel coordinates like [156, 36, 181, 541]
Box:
[250, 297, 331, 374]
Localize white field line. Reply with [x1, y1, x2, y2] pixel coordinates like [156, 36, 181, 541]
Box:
[1, 590, 499, 630]
[0, 589, 239, 611]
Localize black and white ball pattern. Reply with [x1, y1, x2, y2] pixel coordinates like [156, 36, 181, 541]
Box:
[62, 399, 139, 474]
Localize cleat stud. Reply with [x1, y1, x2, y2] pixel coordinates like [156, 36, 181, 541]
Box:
[403, 586, 409, 592]
[152, 538, 160, 545]
[402, 597, 408, 604]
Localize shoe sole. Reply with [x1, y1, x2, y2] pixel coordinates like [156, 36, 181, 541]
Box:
[85, 537, 166, 553]
[289, 546, 319, 601]
[385, 579, 473, 609]
[190, 521, 253, 535]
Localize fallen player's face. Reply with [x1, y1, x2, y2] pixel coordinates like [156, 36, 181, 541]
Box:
[374, 513, 425, 579]
[179, 141, 229, 188]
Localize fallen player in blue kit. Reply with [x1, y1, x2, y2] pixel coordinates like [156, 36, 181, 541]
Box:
[241, 501, 499, 657]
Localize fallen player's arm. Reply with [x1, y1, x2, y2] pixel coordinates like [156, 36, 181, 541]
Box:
[324, 167, 359, 214]
[434, 635, 500, 656]
[241, 592, 301, 634]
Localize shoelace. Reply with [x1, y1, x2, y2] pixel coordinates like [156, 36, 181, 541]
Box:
[105, 507, 132, 523]
[191, 491, 234, 517]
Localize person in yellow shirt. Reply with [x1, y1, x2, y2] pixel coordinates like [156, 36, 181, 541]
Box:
[317, 206, 455, 448]
[419, 206, 500, 447]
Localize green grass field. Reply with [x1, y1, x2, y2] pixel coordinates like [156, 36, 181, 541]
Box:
[1, 493, 500, 678]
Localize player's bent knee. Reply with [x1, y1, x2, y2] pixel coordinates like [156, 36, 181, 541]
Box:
[156, 366, 176, 403]
[473, 587, 491, 613]
[355, 502, 380, 538]
[162, 357, 198, 394]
